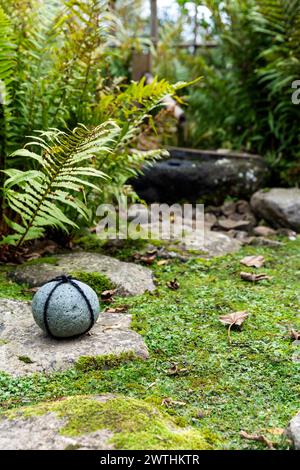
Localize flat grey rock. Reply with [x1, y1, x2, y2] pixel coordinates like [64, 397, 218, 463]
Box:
[0, 395, 115, 450]
[0, 298, 148, 376]
[9, 252, 155, 296]
[251, 188, 300, 232]
[202, 229, 241, 256]
[286, 412, 300, 449]
[253, 226, 277, 237]
[0, 413, 114, 450]
[136, 208, 241, 256]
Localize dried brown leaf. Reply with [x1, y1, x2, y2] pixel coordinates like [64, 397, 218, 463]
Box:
[166, 278, 180, 290]
[240, 255, 265, 268]
[157, 259, 169, 266]
[240, 272, 272, 282]
[219, 311, 249, 344]
[161, 397, 186, 407]
[22, 287, 39, 294]
[266, 428, 284, 436]
[24, 240, 59, 261]
[146, 248, 158, 256]
[290, 329, 300, 341]
[166, 363, 188, 376]
[140, 255, 156, 265]
[104, 305, 129, 313]
[101, 289, 117, 301]
[219, 311, 249, 327]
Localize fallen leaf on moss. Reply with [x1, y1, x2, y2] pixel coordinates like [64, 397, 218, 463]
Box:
[266, 428, 284, 436]
[157, 259, 169, 266]
[146, 380, 157, 390]
[161, 397, 186, 407]
[240, 272, 272, 282]
[240, 255, 265, 268]
[166, 363, 188, 375]
[101, 289, 117, 301]
[240, 430, 275, 450]
[219, 311, 249, 327]
[22, 287, 39, 294]
[290, 329, 300, 341]
[133, 251, 157, 265]
[140, 255, 156, 265]
[105, 305, 129, 313]
[219, 311, 249, 344]
[167, 278, 180, 290]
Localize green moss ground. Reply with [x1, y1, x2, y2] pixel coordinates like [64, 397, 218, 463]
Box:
[0, 270, 31, 301]
[0, 239, 299, 449]
[70, 271, 114, 295]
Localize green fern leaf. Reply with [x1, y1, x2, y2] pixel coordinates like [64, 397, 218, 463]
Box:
[2, 121, 120, 246]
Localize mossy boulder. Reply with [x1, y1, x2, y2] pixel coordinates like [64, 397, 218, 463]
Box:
[1, 395, 218, 450]
[9, 252, 155, 296]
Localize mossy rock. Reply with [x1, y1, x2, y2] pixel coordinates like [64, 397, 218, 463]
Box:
[1, 395, 218, 450]
[9, 252, 155, 296]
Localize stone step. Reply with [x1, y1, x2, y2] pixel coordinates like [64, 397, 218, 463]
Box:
[0, 298, 148, 376]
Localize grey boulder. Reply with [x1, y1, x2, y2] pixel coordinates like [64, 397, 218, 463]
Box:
[9, 252, 155, 296]
[132, 147, 268, 204]
[286, 412, 300, 449]
[251, 188, 300, 232]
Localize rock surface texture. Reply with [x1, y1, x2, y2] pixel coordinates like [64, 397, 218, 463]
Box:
[0, 298, 148, 376]
[286, 412, 300, 450]
[0, 395, 114, 450]
[9, 252, 155, 295]
[0, 413, 114, 450]
[127, 204, 242, 256]
[251, 188, 300, 232]
[132, 147, 268, 204]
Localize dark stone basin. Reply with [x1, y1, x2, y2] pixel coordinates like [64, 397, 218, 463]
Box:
[132, 147, 269, 204]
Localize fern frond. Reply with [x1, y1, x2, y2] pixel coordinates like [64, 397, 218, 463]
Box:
[2, 121, 120, 246]
[0, 6, 16, 152]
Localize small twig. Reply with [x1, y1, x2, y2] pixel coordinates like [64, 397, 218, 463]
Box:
[227, 323, 233, 344]
[240, 430, 275, 450]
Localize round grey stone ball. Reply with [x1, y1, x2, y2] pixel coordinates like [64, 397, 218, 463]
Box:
[32, 278, 100, 338]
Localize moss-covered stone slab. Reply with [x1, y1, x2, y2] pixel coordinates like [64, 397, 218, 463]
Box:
[9, 252, 155, 295]
[0, 299, 148, 376]
[0, 395, 217, 450]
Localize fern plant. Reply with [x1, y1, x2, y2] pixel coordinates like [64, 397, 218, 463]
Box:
[0, 5, 16, 217]
[91, 77, 192, 204]
[1, 122, 119, 246]
[0, 1, 188, 246]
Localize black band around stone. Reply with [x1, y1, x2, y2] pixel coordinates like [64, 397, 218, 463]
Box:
[42, 275, 96, 340]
